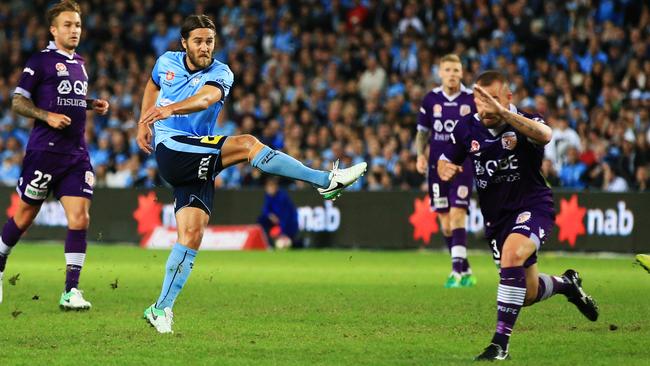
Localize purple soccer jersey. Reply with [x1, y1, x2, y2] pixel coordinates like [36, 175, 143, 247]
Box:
[417, 85, 476, 212]
[15, 41, 89, 154]
[14, 42, 94, 204]
[442, 105, 555, 264]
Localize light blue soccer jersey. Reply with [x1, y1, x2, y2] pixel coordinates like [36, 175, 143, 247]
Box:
[151, 51, 234, 149]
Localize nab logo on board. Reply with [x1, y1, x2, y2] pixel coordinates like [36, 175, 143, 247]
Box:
[298, 201, 340, 232]
[555, 194, 634, 247]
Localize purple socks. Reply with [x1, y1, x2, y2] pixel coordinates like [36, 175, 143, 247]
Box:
[492, 266, 526, 350]
[0, 218, 25, 272]
[450, 228, 470, 273]
[64, 229, 87, 292]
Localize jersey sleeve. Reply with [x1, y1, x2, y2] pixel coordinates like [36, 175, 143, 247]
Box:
[416, 95, 431, 132]
[440, 117, 470, 165]
[15, 55, 43, 99]
[206, 66, 234, 101]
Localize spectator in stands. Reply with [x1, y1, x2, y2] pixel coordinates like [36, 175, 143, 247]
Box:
[560, 146, 588, 189]
[0, 0, 647, 195]
[602, 162, 629, 192]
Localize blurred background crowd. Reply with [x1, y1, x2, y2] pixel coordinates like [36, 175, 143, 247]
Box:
[0, 0, 648, 192]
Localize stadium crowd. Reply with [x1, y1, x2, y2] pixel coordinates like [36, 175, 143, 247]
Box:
[0, 0, 648, 192]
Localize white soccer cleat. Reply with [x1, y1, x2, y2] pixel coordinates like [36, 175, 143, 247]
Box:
[317, 160, 367, 200]
[144, 304, 174, 334]
[59, 288, 92, 310]
[0, 272, 3, 303]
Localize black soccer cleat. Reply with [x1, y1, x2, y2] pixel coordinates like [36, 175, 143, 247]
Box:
[562, 269, 599, 321]
[474, 343, 510, 361]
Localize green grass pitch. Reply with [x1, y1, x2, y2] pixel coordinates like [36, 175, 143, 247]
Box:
[0, 243, 649, 365]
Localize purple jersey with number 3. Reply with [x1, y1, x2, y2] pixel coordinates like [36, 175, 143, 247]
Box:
[442, 105, 554, 236]
[15, 41, 89, 154]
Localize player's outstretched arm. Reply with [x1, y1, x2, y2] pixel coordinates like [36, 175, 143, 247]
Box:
[136, 79, 161, 154]
[415, 129, 431, 174]
[474, 85, 552, 145]
[139, 84, 223, 126]
[12, 94, 71, 129]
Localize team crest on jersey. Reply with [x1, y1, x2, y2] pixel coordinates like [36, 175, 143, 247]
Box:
[433, 104, 442, 117]
[85, 171, 95, 187]
[460, 104, 471, 116]
[516, 211, 531, 224]
[55, 62, 69, 77]
[457, 185, 469, 199]
[501, 131, 518, 150]
[470, 140, 480, 153]
[166, 71, 175, 81]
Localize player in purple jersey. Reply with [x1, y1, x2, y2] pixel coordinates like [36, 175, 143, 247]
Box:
[0, 1, 109, 309]
[416, 54, 477, 288]
[438, 71, 599, 361]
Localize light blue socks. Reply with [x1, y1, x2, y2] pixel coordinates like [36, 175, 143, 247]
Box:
[155, 243, 197, 309]
[251, 146, 330, 188]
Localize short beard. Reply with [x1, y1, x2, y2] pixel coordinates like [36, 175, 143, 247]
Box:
[188, 53, 211, 69]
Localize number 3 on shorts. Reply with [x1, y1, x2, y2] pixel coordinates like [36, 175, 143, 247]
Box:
[490, 239, 501, 260]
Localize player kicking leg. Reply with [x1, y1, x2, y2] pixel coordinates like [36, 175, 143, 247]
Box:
[475, 215, 598, 361]
[141, 135, 365, 333]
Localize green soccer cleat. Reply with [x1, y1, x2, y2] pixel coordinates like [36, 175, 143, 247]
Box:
[461, 273, 477, 287]
[144, 303, 174, 334]
[59, 288, 91, 310]
[636, 254, 650, 274]
[444, 272, 462, 288]
[317, 160, 367, 201]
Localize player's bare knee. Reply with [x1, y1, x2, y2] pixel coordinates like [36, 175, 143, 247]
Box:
[500, 248, 525, 267]
[441, 227, 452, 237]
[180, 225, 204, 246]
[67, 211, 90, 229]
[237, 134, 259, 150]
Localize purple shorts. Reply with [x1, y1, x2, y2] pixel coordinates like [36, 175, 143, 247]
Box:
[485, 207, 555, 268]
[428, 157, 473, 213]
[17, 150, 94, 205]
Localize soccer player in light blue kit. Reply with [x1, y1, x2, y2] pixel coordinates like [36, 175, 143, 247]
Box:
[136, 15, 366, 333]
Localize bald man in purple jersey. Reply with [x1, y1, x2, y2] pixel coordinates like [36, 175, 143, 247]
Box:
[0, 0, 109, 309]
[439, 71, 599, 361]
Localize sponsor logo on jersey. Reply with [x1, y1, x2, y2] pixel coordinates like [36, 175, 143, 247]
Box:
[23, 67, 35, 76]
[516, 211, 531, 224]
[166, 71, 175, 81]
[460, 104, 471, 116]
[470, 140, 480, 153]
[191, 77, 201, 86]
[501, 131, 518, 150]
[55, 62, 69, 77]
[457, 185, 469, 199]
[433, 104, 442, 117]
